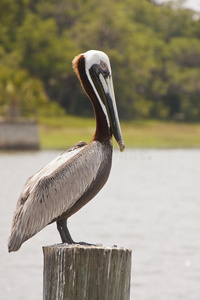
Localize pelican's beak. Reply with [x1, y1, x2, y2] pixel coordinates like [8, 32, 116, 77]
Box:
[89, 66, 125, 152]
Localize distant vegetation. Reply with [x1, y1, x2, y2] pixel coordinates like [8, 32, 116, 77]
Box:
[39, 115, 200, 149]
[0, 0, 200, 121]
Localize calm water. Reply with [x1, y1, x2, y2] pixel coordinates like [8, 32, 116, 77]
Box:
[0, 149, 200, 300]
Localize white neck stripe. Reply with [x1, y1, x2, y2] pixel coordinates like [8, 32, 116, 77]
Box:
[85, 65, 110, 128]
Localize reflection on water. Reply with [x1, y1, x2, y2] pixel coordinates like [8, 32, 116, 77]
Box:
[0, 149, 200, 300]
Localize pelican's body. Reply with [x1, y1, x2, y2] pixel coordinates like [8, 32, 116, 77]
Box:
[8, 50, 125, 252]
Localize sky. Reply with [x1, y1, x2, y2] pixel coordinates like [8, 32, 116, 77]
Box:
[157, 0, 200, 11]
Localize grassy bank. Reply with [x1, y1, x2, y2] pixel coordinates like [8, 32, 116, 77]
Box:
[39, 116, 200, 149]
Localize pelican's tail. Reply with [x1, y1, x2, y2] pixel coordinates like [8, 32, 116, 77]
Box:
[8, 206, 29, 252]
[8, 232, 23, 252]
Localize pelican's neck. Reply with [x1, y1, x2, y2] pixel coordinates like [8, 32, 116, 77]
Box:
[76, 55, 111, 142]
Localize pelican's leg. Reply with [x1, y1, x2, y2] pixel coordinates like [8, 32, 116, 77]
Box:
[56, 218, 95, 246]
[57, 219, 74, 244]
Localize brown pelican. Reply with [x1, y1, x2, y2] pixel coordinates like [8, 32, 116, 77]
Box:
[8, 50, 125, 252]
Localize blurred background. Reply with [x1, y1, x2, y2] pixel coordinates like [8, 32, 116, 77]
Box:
[0, 0, 200, 299]
[1, 0, 200, 149]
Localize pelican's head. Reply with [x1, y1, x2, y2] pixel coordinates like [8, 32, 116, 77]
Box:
[73, 50, 125, 152]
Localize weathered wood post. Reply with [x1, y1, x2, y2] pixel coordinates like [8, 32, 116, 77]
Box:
[43, 244, 132, 300]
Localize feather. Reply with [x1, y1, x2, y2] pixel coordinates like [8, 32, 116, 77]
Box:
[8, 141, 103, 252]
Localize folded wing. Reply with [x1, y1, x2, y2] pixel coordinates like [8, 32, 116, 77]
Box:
[8, 141, 103, 252]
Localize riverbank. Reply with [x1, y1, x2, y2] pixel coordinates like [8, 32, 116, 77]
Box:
[39, 116, 200, 149]
[0, 119, 39, 150]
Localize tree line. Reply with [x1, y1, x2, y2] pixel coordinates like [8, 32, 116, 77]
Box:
[0, 0, 200, 121]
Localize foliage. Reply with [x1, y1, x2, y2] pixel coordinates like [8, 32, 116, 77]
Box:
[39, 116, 200, 149]
[0, 0, 200, 121]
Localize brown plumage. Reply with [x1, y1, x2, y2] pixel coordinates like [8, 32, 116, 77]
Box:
[8, 50, 125, 252]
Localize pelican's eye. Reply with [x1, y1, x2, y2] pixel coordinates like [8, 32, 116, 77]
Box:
[100, 60, 109, 78]
[100, 60, 108, 70]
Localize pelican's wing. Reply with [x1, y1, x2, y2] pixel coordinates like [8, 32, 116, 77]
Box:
[8, 141, 103, 252]
[14, 141, 87, 211]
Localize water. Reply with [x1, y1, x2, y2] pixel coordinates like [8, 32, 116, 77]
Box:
[0, 149, 200, 300]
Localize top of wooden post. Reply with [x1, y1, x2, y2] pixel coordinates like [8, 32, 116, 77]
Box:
[43, 243, 132, 252]
[43, 244, 132, 300]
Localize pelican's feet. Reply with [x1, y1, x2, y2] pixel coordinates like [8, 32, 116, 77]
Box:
[75, 241, 96, 246]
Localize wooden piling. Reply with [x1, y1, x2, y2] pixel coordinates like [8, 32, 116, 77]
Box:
[43, 244, 132, 300]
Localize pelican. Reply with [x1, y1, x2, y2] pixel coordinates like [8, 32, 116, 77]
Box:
[8, 50, 125, 252]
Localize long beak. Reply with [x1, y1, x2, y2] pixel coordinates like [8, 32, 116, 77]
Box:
[90, 66, 125, 152]
[99, 74, 125, 152]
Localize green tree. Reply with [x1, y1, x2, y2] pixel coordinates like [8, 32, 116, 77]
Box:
[1, 0, 200, 121]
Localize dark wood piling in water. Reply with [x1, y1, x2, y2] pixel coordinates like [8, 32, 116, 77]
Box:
[43, 244, 132, 300]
